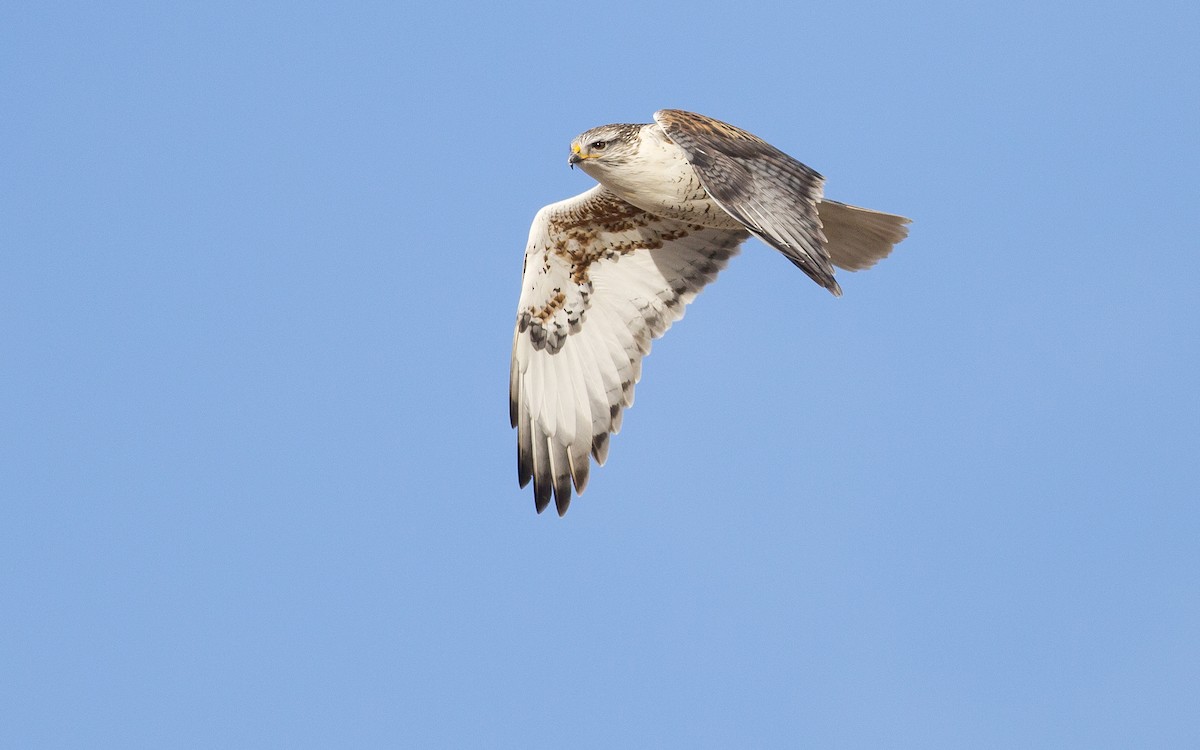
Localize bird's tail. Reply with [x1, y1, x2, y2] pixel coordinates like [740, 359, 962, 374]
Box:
[817, 200, 911, 272]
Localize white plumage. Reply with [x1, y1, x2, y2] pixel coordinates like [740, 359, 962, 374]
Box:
[511, 110, 910, 514]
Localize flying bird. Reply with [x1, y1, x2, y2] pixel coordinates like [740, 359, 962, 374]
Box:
[511, 109, 910, 515]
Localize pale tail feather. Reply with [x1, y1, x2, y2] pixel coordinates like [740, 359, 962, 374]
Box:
[817, 200, 911, 272]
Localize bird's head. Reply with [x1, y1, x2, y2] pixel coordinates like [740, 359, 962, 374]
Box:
[568, 123, 643, 173]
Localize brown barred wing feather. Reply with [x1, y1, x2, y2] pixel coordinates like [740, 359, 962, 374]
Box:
[511, 185, 748, 514]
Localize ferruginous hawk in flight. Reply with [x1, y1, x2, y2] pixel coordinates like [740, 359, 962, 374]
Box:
[511, 109, 910, 515]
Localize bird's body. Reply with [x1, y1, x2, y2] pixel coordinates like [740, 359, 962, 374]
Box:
[511, 109, 910, 515]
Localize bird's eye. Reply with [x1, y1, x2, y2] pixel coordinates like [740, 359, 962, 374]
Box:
[589, 140, 608, 151]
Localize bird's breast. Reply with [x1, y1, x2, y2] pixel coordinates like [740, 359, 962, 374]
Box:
[594, 130, 743, 229]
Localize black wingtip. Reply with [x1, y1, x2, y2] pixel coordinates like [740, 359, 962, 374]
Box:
[518, 454, 532, 488]
[552, 473, 573, 516]
[533, 474, 552, 514]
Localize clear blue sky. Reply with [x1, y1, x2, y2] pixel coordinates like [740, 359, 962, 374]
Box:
[3, 1, 1197, 747]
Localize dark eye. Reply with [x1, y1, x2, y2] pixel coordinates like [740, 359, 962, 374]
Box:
[589, 140, 608, 151]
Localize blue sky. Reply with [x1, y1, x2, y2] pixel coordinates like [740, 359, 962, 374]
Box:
[2, 1, 1197, 747]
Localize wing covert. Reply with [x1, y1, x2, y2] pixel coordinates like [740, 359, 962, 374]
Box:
[654, 109, 840, 295]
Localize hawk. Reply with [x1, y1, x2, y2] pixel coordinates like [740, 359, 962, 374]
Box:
[511, 109, 910, 515]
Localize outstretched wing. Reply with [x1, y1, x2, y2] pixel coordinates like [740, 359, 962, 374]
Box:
[511, 186, 749, 515]
[653, 109, 839, 295]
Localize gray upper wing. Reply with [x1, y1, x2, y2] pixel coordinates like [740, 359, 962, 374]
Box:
[654, 109, 840, 295]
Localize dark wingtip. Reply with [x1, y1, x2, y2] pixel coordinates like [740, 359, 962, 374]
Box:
[553, 473, 573, 516]
[591, 432, 610, 465]
[518, 454, 532, 488]
[533, 475, 552, 514]
[571, 459, 589, 495]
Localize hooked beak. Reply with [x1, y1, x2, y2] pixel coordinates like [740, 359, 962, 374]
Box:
[568, 142, 584, 169]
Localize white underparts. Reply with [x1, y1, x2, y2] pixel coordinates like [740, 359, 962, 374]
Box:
[580, 125, 743, 230]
